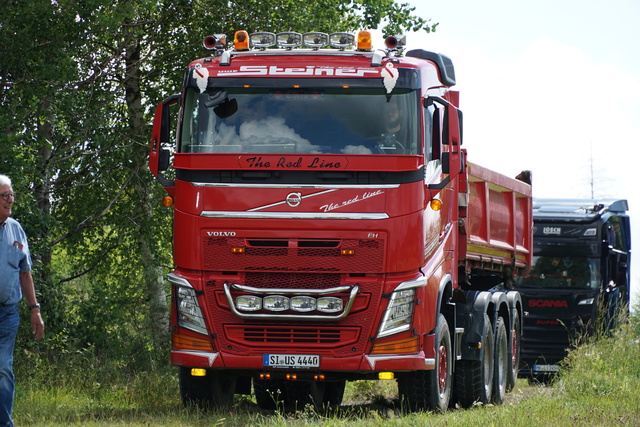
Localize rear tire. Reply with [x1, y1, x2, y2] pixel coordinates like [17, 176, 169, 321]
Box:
[455, 314, 494, 407]
[492, 317, 509, 405]
[506, 311, 521, 392]
[398, 313, 452, 412]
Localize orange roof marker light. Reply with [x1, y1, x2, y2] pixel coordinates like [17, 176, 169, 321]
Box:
[234, 30, 250, 50]
[357, 30, 372, 51]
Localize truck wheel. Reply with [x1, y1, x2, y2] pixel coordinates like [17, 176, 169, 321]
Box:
[492, 317, 509, 405]
[253, 378, 285, 410]
[506, 311, 521, 392]
[323, 381, 346, 409]
[281, 380, 344, 412]
[455, 314, 494, 407]
[398, 313, 452, 412]
[179, 367, 236, 409]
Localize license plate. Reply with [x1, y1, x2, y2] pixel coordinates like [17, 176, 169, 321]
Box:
[533, 364, 560, 372]
[263, 354, 320, 369]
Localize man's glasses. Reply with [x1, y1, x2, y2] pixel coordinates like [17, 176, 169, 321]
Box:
[0, 192, 15, 201]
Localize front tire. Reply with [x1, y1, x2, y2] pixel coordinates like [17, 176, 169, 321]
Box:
[398, 313, 453, 412]
[179, 367, 236, 409]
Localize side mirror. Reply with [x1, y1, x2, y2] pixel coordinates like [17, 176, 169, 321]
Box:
[158, 148, 170, 172]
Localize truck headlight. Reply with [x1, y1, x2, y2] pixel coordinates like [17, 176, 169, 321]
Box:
[378, 289, 416, 338]
[176, 285, 208, 335]
[377, 277, 425, 339]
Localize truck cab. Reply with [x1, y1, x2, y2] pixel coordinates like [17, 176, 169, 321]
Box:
[515, 199, 631, 381]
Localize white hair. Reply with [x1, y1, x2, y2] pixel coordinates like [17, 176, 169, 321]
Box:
[0, 175, 11, 187]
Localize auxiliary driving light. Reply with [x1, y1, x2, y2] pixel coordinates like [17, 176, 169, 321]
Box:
[290, 296, 317, 312]
[303, 32, 329, 49]
[316, 297, 343, 313]
[263, 295, 290, 311]
[250, 32, 276, 49]
[277, 32, 303, 49]
[329, 32, 355, 49]
[236, 295, 262, 311]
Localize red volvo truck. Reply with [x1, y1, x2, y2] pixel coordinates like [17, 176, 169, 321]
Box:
[149, 30, 532, 412]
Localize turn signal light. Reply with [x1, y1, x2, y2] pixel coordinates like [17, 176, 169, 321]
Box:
[370, 336, 420, 355]
[172, 333, 213, 351]
[162, 196, 174, 207]
[430, 198, 443, 211]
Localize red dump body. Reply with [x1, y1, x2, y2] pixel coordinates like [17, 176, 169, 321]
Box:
[149, 33, 532, 411]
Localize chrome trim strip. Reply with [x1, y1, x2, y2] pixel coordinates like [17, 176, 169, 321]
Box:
[172, 350, 219, 367]
[249, 189, 336, 211]
[230, 283, 352, 295]
[365, 354, 435, 370]
[201, 211, 389, 219]
[167, 272, 192, 288]
[224, 282, 359, 321]
[192, 182, 400, 189]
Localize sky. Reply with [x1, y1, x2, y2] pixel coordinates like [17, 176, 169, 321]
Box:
[377, 0, 640, 305]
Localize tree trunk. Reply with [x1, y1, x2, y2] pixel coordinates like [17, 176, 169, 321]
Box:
[124, 28, 170, 352]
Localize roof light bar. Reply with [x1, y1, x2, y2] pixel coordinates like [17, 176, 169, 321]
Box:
[277, 32, 303, 49]
[303, 32, 329, 49]
[329, 32, 355, 50]
[250, 32, 276, 49]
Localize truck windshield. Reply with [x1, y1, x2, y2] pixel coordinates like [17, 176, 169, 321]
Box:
[516, 256, 601, 290]
[179, 87, 420, 155]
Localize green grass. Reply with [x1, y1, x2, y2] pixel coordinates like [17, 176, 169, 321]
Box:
[14, 311, 640, 426]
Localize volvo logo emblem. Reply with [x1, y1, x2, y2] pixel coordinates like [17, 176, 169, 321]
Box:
[286, 192, 302, 208]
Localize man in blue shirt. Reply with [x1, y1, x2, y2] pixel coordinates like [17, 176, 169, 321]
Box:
[0, 174, 44, 427]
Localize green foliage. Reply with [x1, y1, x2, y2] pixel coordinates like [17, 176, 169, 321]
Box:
[2, 0, 438, 369]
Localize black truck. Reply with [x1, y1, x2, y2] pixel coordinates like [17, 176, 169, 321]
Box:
[515, 199, 631, 381]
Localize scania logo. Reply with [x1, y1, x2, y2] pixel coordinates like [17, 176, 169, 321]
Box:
[528, 299, 569, 308]
[286, 192, 302, 208]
